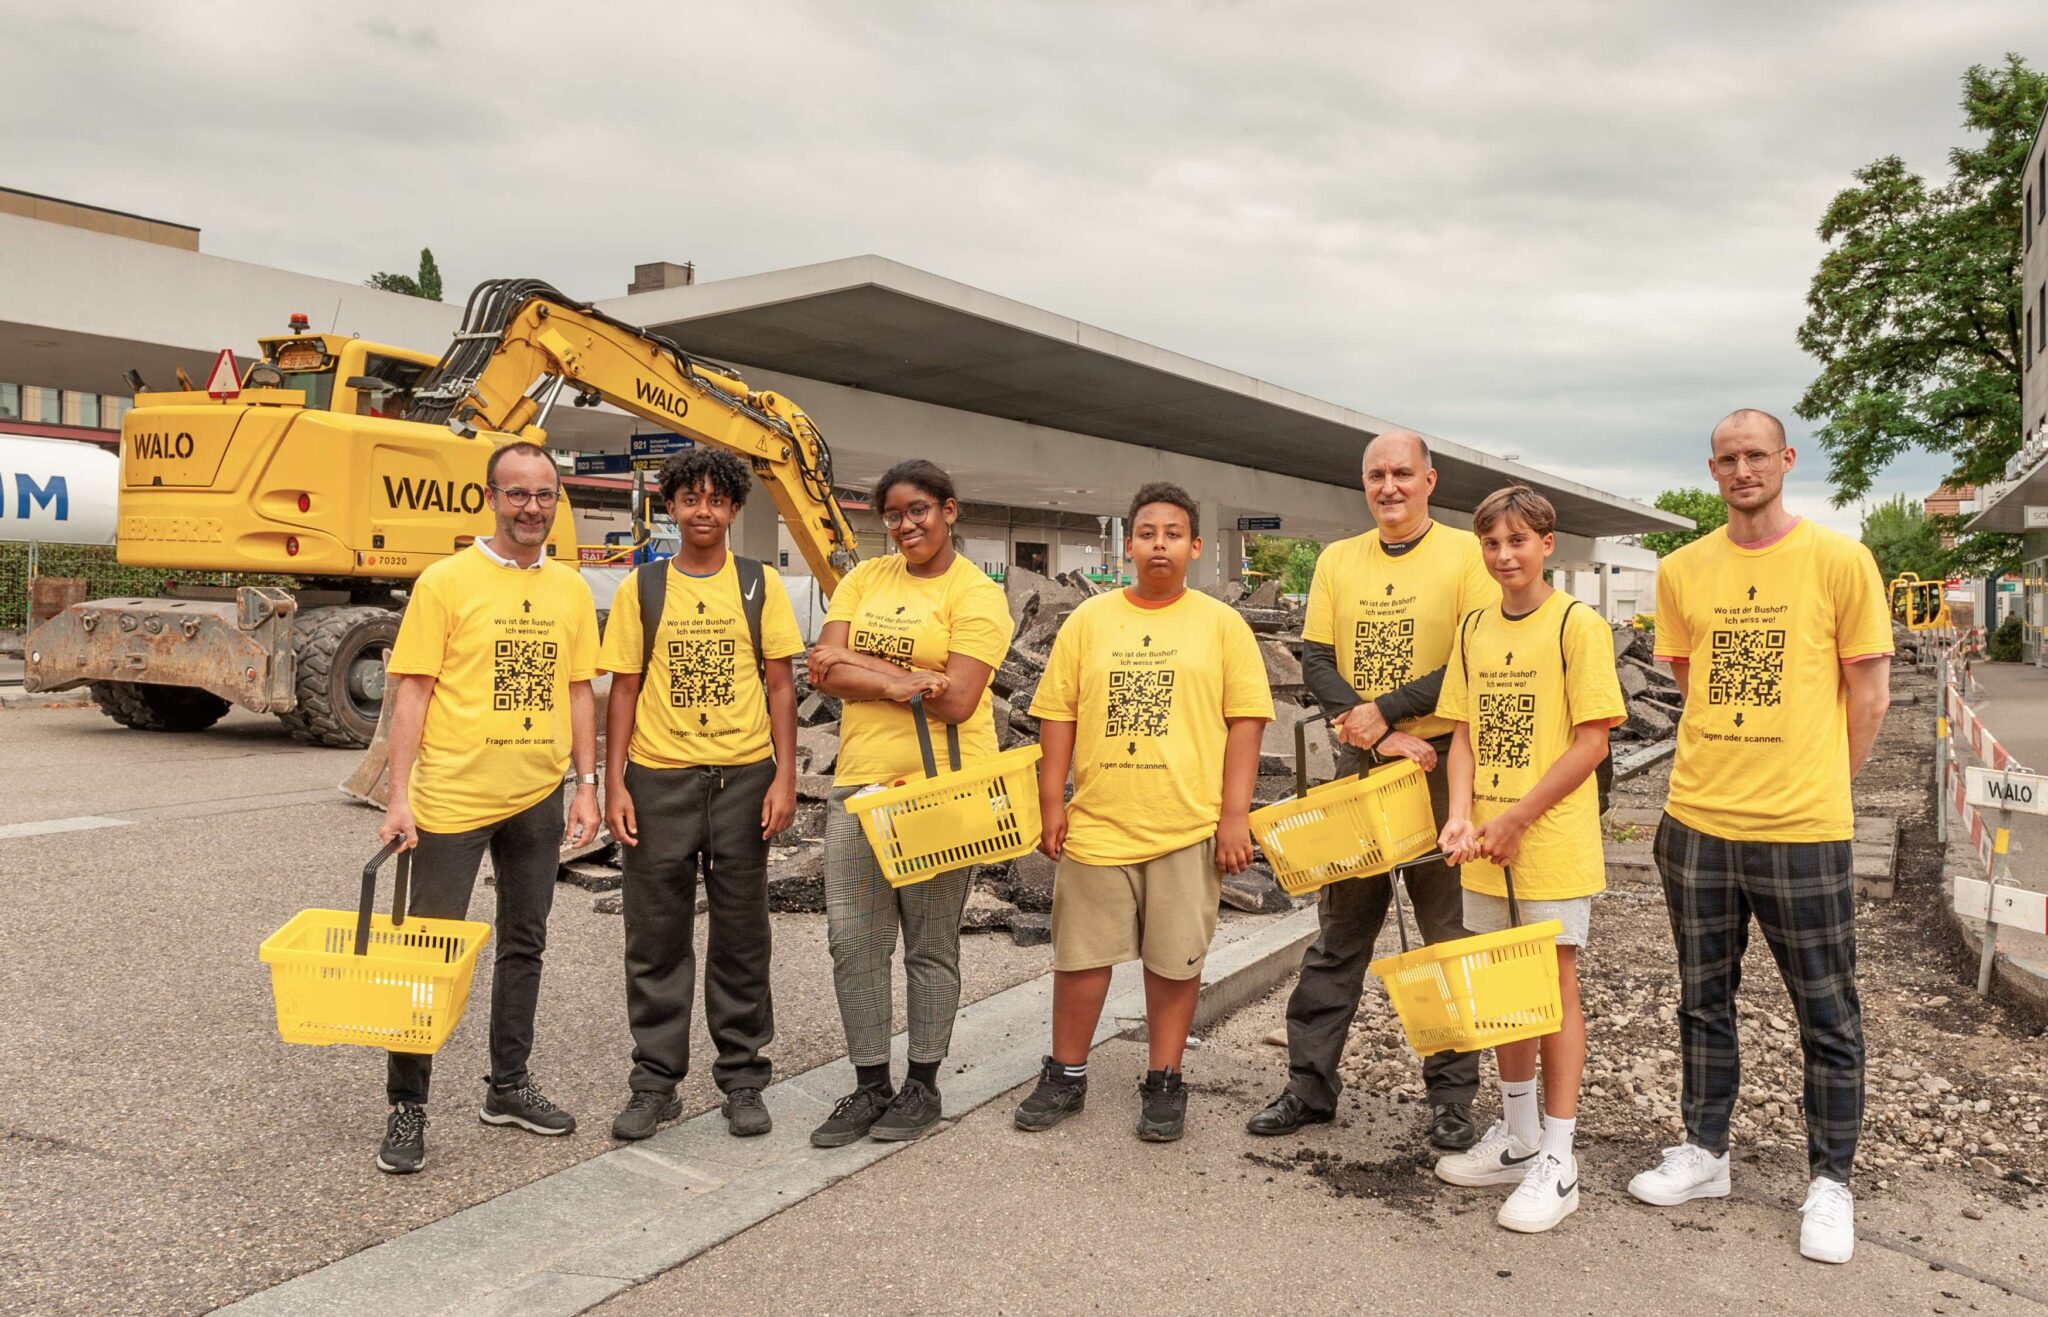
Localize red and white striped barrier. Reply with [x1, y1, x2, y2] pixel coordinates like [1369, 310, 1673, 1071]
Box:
[1941, 679, 2029, 876]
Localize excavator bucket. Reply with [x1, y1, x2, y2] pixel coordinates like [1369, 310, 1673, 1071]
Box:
[340, 699, 395, 807]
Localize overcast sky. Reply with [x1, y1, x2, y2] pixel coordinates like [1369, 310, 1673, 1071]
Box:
[7, 1, 2046, 534]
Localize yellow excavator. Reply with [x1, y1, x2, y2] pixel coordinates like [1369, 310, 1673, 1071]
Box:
[24, 280, 860, 763]
[1888, 572, 1951, 633]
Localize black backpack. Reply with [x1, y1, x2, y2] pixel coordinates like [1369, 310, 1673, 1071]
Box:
[636, 555, 768, 682]
[1457, 598, 1614, 814]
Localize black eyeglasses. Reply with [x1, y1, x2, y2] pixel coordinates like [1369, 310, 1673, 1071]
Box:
[881, 501, 937, 530]
[492, 486, 560, 508]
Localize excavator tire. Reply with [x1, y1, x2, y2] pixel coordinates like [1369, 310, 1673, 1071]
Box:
[277, 605, 401, 749]
[89, 681, 231, 733]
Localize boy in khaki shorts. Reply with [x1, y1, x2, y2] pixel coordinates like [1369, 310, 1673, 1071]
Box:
[1015, 482, 1272, 1141]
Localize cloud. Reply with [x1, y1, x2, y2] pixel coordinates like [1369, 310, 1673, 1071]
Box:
[1, 0, 2041, 539]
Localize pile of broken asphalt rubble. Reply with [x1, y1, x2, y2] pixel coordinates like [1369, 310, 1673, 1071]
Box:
[570, 566, 1688, 945]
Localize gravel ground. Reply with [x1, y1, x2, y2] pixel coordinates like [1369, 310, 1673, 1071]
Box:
[1335, 661, 2048, 1205]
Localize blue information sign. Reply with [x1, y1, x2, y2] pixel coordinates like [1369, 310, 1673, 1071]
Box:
[1237, 516, 1283, 532]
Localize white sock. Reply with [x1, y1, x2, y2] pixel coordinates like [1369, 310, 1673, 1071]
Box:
[1500, 1079, 1540, 1148]
[1059, 1061, 1088, 1081]
[1540, 1114, 1577, 1165]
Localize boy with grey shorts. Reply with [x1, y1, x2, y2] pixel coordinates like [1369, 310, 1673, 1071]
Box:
[1434, 486, 1625, 1235]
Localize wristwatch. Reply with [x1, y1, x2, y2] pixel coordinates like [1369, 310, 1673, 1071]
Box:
[573, 773, 600, 786]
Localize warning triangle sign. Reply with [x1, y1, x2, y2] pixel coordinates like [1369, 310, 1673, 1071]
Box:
[205, 349, 241, 399]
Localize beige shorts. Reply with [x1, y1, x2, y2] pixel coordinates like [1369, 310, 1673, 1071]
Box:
[1051, 838, 1222, 980]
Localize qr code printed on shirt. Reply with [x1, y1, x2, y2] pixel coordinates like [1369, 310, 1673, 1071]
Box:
[1105, 668, 1176, 738]
[492, 639, 558, 712]
[853, 630, 916, 670]
[1351, 618, 1416, 693]
[1475, 692, 1536, 769]
[666, 638, 737, 708]
[1707, 629, 1786, 706]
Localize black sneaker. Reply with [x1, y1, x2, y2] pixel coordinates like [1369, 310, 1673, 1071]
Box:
[869, 1078, 943, 1142]
[480, 1079, 576, 1136]
[1430, 1101, 1478, 1152]
[611, 1090, 682, 1141]
[1014, 1057, 1088, 1132]
[811, 1084, 894, 1148]
[377, 1103, 428, 1174]
[723, 1087, 772, 1138]
[1137, 1068, 1187, 1142]
[1245, 1090, 1334, 1137]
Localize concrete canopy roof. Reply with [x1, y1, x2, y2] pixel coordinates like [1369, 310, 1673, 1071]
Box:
[1966, 455, 2048, 533]
[600, 256, 1686, 537]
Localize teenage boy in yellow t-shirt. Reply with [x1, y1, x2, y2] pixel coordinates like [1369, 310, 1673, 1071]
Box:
[376, 442, 601, 1175]
[1016, 482, 1273, 1142]
[1435, 486, 1625, 1234]
[599, 449, 804, 1143]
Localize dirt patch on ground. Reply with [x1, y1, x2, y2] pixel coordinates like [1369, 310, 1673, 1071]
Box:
[1243, 1147, 1450, 1223]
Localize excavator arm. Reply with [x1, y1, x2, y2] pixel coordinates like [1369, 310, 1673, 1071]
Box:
[408, 279, 859, 591]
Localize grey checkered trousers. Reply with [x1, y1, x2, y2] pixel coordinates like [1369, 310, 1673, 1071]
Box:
[1654, 812, 1864, 1183]
[823, 784, 975, 1067]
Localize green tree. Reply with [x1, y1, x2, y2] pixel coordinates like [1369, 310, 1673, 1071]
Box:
[367, 247, 444, 301]
[1641, 487, 1726, 557]
[1246, 534, 1322, 593]
[1859, 494, 1951, 583]
[1796, 55, 2047, 524]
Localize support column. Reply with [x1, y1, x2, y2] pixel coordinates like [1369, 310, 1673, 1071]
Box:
[731, 499, 780, 568]
[1194, 498, 1227, 588]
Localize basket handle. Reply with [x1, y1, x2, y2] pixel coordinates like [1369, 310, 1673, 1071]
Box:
[1384, 850, 1445, 954]
[908, 692, 963, 779]
[355, 839, 413, 957]
[1293, 709, 1373, 798]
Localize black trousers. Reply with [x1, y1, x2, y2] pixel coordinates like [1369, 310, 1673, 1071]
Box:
[387, 786, 563, 1106]
[622, 758, 776, 1095]
[1282, 739, 1480, 1111]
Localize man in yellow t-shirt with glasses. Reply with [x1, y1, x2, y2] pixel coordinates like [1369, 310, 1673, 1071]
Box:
[1247, 429, 1498, 1154]
[375, 441, 600, 1175]
[1626, 409, 1891, 1267]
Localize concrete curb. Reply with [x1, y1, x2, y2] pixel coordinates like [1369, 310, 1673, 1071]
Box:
[219, 905, 1320, 1317]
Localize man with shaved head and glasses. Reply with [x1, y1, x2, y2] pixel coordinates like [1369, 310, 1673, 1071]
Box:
[374, 440, 601, 1175]
[1627, 409, 1891, 1266]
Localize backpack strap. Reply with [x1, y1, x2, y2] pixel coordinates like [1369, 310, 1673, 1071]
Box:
[1556, 598, 1615, 812]
[733, 554, 767, 679]
[636, 561, 667, 677]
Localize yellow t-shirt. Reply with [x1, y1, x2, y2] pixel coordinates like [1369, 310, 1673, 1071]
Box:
[597, 555, 805, 770]
[825, 554, 1015, 786]
[387, 546, 600, 833]
[1438, 592, 1627, 900]
[1303, 522, 1499, 740]
[1655, 521, 1892, 842]
[1031, 590, 1275, 866]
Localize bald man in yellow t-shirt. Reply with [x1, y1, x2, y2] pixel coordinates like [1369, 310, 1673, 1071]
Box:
[1247, 430, 1498, 1156]
[1626, 410, 1891, 1268]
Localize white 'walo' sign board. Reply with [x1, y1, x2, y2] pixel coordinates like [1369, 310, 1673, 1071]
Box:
[1964, 766, 2048, 816]
[1952, 877, 2048, 936]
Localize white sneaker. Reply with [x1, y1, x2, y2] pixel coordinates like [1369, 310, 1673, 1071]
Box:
[1497, 1152, 1578, 1233]
[1435, 1120, 1541, 1187]
[1627, 1142, 1731, 1206]
[1799, 1178, 1855, 1264]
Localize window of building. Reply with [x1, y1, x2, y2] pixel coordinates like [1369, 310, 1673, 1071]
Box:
[101, 395, 131, 429]
[61, 390, 99, 428]
[2034, 185, 2039, 249]
[0, 383, 17, 420]
[23, 386, 59, 424]
[2040, 284, 2046, 355]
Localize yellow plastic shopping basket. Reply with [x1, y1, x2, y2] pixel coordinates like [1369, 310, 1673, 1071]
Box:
[1246, 712, 1439, 896]
[258, 840, 491, 1054]
[846, 694, 1043, 888]
[1369, 857, 1563, 1054]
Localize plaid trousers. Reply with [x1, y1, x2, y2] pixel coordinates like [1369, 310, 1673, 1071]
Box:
[1654, 812, 1864, 1183]
[823, 784, 974, 1068]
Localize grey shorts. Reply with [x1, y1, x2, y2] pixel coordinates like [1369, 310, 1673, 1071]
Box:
[1461, 890, 1593, 947]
